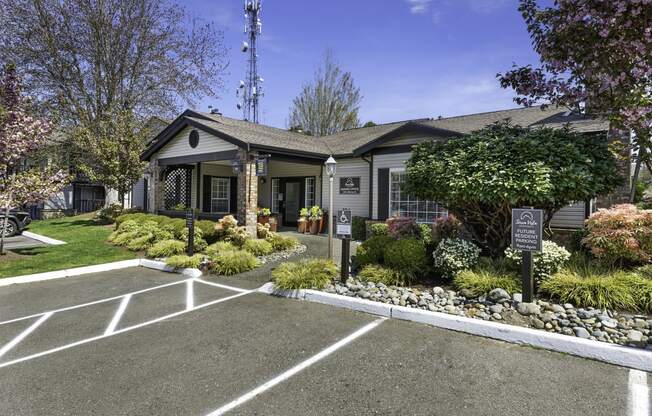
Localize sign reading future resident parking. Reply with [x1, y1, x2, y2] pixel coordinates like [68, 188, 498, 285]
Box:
[339, 177, 360, 194]
[511, 208, 543, 252]
[336, 208, 352, 238]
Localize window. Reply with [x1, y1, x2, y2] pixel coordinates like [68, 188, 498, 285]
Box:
[304, 177, 315, 208]
[271, 178, 280, 213]
[389, 170, 447, 223]
[211, 177, 230, 213]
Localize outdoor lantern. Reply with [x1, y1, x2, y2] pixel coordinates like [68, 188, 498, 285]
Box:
[325, 155, 337, 178]
[231, 160, 243, 175]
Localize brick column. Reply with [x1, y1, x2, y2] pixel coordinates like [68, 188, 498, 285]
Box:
[237, 150, 258, 237]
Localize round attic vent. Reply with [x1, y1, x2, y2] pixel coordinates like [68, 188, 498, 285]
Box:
[189, 129, 199, 148]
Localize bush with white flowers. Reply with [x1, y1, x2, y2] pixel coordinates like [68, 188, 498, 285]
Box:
[505, 240, 570, 285]
[433, 238, 481, 279]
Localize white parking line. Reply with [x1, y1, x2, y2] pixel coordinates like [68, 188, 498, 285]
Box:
[0, 291, 251, 369]
[194, 278, 252, 294]
[0, 312, 52, 359]
[104, 294, 131, 336]
[205, 317, 387, 416]
[629, 369, 649, 416]
[186, 280, 194, 311]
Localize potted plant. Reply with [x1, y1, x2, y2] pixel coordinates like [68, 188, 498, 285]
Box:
[298, 207, 309, 233]
[308, 205, 323, 235]
[257, 207, 271, 225]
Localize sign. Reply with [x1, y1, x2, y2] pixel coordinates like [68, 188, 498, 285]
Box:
[336, 208, 352, 237]
[255, 157, 268, 176]
[185, 209, 195, 256]
[511, 208, 543, 252]
[339, 177, 360, 194]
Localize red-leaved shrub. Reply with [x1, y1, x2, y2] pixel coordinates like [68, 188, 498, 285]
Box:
[387, 216, 420, 239]
[583, 204, 652, 265]
[432, 214, 462, 245]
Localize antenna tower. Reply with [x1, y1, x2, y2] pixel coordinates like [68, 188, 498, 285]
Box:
[237, 0, 263, 123]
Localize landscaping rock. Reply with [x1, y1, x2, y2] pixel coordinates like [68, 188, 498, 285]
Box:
[487, 288, 510, 303]
[489, 304, 503, 314]
[516, 302, 541, 316]
[573, 327, 590, 339]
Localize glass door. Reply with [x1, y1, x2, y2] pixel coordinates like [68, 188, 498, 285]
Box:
[283, 181, 300, 225]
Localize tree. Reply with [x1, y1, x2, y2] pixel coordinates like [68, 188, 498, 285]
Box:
[405, 122, 621, 257]
[362, 121, 377, 128]
[288, 52, 362, 137]
[497, 0, 652, 202]
[0, 65, 68, 254]
[0, 0, 228, 124]
[75, 108, 149, 208]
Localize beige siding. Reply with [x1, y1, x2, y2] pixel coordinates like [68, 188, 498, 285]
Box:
[131, 178, 146, 209]
[321, 157, 370, 218]
[372, 152, 411, 219]
[156, 126, 237, 159]
[550, 202, 586, 229]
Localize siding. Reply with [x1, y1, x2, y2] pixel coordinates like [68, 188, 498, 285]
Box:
[199, 163, 234, 210]
[44, 185, 74, 210]
[372, 152, 411, 219]
[262, 161, 322, 209]
[321, 157, 370, 218]
[550, 201, 587, 229]
[131, 178, 146, 210]
[156, 126, 237, 159]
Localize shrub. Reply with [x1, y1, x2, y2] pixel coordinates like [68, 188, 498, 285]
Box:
[110, 220, 173, 251]
[196, 220, 218, 243]
[370, 222, 388, 236]
[357, 264, 408, 286]
[243, 239, 274, 256]
[95, 203, 139, 224]
[180, 227, 208, 252]
[635, 264, 652, 279]
[210, 250, 259, 275]
[387, 216, 420, 239]
[308, 205, 323, 220]
[257, 222, 271, 239]
[505, 240, 571, 285]
[272, 259, 338, 290]
[419, 223, 433, 246]
[354, 235, 394, 268]
[166, 254, 203, 269]
[352, 216, 367, 240]
[205, 241, 237, 257]
[147, 239, 187, 258]
[384, 238, 429, 279]
[583, 204, 652, 265]
[432, 238, 481, 279]
[214, 214, 238, 238]
[569, 228, 589, 253]
[265, 232, 299, 251]
[432, 214, 462, 245]
[454, 269, 520, 297]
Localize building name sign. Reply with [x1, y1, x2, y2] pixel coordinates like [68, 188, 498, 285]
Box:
[511, 208, 543, 252]
[339, 177, 360, 194]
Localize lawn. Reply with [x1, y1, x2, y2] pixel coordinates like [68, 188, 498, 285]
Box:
[0, 214, 137, 278]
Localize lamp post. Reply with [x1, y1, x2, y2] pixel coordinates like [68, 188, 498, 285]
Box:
[325, 156, 337, 260]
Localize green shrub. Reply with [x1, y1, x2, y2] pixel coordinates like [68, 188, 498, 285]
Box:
[419, 223, 433, 246]
[110, 220, 173, 251]
[432, 238, 480, 279]
[272, 259, 338, 290]
[95, 204, 140, 224]
[370, 223, 388, 236]
[569, 228, 589, 253]
[505, 240, 571, 285]
[357, 264, 408, 286]
[205, 241, 236, 257]
[210, 250, 260, 275]
[352, 216, 367, 240]
[635, 264, 652, 279]
[454, 269, 520, 297]
[196, 220, 218, 243]
[166, 254, 203, 269]
[265, 232, 299, 251]
[354, 235, 394, 268]
[147, 239, 186, 258]
[180, 227, 207, 252]
[384, 238, 428, 279]
[257, 223, 271, 239]
[115, 212, 150, 227]
[243, 239, 274, 256]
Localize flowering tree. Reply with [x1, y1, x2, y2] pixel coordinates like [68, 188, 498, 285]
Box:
[0, 64, 68, 254]
[498, 0, 652, 201]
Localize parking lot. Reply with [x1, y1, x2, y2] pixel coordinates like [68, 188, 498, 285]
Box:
[0, 267, 648, 415]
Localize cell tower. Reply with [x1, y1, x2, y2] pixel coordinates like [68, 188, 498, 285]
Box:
[236, 0, 263, 123]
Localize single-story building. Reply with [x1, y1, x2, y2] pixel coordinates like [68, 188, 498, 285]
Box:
[140, 106, 629, 235]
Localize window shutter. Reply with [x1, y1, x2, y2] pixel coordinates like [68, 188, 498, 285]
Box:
[202, 175, 211, 213]
[230, 177, 238, 214]
[377, 168, 390, 220]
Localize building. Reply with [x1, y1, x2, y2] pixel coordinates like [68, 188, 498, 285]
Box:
[140, 106, 627, 234]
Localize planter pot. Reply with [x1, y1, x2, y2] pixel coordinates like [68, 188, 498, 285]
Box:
[309, 219, 320, 235]
[297, 220, 306, 233]
[258, 215, 269, 225]
[318, 215, 327, 234]
[269, 217, 278, 232]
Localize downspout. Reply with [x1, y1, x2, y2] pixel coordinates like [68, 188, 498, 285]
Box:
[362, 153, 373, 220]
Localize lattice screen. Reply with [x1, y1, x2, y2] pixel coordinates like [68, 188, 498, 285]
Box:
[164, 167, 192, 209]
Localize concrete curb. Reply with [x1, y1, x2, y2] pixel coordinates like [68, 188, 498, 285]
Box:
[139, 259, 203, 278]
[265, 285, 652, 372]
[258, 282, 306, 299]
[22, 231, 66, 245]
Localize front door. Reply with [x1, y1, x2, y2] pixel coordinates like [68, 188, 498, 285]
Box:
[283, 181, 301, 226]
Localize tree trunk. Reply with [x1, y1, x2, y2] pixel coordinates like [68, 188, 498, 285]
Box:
[630, 155, 642, 203]
[119, 190, 125, 209]
[0, 203, 11, 255]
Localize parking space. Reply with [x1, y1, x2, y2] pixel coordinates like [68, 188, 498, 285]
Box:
[0, 267, 648, 415]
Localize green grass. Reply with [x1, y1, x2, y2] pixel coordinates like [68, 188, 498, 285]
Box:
[0, 214, 136, 278]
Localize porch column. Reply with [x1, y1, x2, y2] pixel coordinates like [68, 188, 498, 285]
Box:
[237, 150, 258, 237]
[147, 159, 164, 214]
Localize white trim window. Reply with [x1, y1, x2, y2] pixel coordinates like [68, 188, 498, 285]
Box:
[211, 177, 230, 213]
[271, 178, 280, 213]
[304, 177, 315, 208]
[389, 170, 447, 223]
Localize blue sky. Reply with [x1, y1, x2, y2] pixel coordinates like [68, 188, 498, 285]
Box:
[184, 0, 540, 128]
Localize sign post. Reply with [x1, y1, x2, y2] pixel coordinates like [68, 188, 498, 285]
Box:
[186, 208, 195, 256]
[511, 207, 543, 303]
[336, 208, 352, 282]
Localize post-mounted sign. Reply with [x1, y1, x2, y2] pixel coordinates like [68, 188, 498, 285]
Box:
[511, 208, 543, 252]
[185, 208, 195, 256]
[336, 208, 352, 237]
[339, 177, 360, 194]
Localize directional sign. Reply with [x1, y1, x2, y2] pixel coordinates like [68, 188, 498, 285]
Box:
[511, 208, 543, 252]
[336, 208, 352, 237]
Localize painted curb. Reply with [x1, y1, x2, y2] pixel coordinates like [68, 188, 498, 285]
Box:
[267, 286, 652, 372]
[139, 259, 203, 278]
[22, 231, 66, 245]
[257, 282, 306, 299]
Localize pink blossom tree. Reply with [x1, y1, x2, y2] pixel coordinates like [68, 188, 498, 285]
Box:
[498, 0, 652, 201]
[0, 64, 69, 254]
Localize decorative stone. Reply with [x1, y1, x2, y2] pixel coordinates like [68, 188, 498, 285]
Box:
[487, 288, 510, 303]
[573, 327, 590, 339]
[489, 304, 503, 314]
[516, 302, 541, 316]
[531, 318, 545, 329]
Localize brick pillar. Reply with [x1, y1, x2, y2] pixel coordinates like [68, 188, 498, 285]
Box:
[237, 150, 258, 237]
[597, 127, 631, 208]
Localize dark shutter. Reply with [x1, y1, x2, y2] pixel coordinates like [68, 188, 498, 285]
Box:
[230, 177, 238, 214]
[143, 178, 148, 211]
[299, 177, 306, 209]
[202, 175, 211, 213]
[377, 168, 390, 220]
